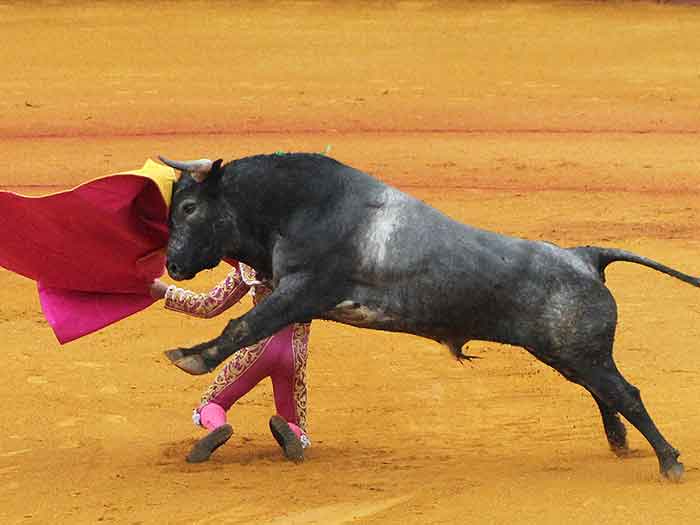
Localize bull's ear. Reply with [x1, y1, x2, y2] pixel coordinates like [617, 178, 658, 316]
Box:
[211, 159, 224, 177]
[192, 158, 224, 183]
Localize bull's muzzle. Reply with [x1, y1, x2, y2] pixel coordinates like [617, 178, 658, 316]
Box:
[166, 260, 193, 281]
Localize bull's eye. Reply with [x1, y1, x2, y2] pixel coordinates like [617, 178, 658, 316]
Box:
[182, 202, 197, 216]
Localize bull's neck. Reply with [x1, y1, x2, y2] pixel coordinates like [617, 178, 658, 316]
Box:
[220, 205, 275, 277]
[225, 240, 272, 278]
[220, 155, 334, 275]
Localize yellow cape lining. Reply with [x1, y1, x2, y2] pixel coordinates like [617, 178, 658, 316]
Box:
[5, 159, 176, 207]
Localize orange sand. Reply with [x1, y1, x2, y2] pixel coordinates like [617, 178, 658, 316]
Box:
[2, 2, 700, 524]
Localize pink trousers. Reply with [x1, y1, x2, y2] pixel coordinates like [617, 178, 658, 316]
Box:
[196, 323, 310, 433]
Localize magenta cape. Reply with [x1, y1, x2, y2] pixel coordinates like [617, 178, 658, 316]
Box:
[0, 160, 176, 343]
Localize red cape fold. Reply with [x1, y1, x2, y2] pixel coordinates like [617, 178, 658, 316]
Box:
[0, 161, 175, 343]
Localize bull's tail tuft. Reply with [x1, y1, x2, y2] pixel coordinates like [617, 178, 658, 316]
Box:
[579, 246, 700, 287]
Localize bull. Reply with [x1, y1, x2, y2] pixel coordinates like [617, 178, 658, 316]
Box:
[159, 153, 698, 481]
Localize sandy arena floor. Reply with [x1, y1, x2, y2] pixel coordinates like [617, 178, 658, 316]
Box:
[2, 2, 700, 524]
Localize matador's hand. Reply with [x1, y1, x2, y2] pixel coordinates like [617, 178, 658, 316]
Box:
[149, 279, 168, 300]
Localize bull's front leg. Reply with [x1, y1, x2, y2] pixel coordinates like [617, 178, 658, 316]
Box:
[164, 274, 321, 375]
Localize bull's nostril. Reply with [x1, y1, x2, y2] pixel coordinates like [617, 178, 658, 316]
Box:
[167, 262, 180, 276]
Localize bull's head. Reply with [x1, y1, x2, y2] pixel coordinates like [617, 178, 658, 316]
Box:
[159, 156, 228, 281]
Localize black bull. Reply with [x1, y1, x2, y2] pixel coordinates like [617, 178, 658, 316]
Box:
[160, 153, 698, 481]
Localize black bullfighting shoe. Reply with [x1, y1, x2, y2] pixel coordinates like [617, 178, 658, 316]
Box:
[269, 415, 305, 463]
[186, 424, 233, 463]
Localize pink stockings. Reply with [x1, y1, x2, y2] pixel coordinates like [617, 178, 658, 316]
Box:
[195, 323, 310, 440]
[199, 402, 304, 441]
[199, 403, 226, 430]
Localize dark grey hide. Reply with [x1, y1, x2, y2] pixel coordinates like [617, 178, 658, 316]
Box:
[162, 153, 698, 481]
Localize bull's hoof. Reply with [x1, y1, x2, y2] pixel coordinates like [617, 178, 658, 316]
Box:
[164, 349, 211, 376]
[609, 443, 631, 458]
[186, 424, 233, 463]
[662, 462, 684, 483]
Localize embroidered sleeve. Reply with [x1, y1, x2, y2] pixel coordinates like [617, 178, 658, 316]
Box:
[238, 262, 275, 305]
[164, 267, 250, 319]
[238, 262, 260, 286]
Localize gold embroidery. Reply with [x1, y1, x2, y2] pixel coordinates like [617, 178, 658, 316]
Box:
[239, 262, 258, 285]
[196, 323, 311, 432]
[199, 337, 271, 406]
[291, 322, 311, 432]
[238, 262, 275, 303]
[164, 267, 246, 318]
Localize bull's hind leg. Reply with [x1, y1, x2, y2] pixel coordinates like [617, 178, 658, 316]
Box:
[534, 341, 682, 480]
[591, 393, 629, 456]
[529, 345, 630, 458]
[578, 359, 683, 481]
[528, 284, 682, 480]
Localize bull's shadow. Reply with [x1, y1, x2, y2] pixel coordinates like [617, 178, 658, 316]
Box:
[159, 153, 698, 482]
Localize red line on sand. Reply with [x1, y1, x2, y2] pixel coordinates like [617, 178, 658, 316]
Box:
[1, 127, 699, 140]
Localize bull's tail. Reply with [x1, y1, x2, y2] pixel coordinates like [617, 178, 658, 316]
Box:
[578, 246, 700, 287]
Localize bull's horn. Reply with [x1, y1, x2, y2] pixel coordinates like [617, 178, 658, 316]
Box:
[158, 156, 213, 182]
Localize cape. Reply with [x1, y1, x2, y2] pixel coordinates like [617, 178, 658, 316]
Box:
[0, 160, 175, 343]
